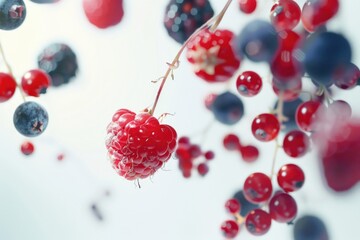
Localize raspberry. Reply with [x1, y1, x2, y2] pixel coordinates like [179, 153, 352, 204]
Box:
[37, 43, 78, 87]
[106, 109, 177, 180]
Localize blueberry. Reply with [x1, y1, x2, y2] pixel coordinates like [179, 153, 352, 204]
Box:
[211, 91, 244, 125]
[274, 98, 303, 131]
[13, 101, 49, 137]
[0, 0, 26, 30]
[233, 20, 279, 62]
[293, 215, 329, 240]
[232, 190, 259, 217]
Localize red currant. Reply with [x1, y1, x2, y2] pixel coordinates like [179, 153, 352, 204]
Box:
[283, 130, 310, 158]
[270, 0, 301, 31]
[295, 101, 322, 132]
[245, 209, 272, 236]
[225, 198, 241, 214]
[204, 150, 215, 160]
[277, 164, 305, 192]
[220, 220, 239, 238]
[251, 113, 280, 142]
[21, 69, 51, 97]
[239, 0, 257, 14]
[333, 63, 360, 90]
[197, 163, 209, 176]
[83, 0, 124, 29]
[236, 71, 262, 97]
[0, 72, 17, 103]
[223, 133, 241, 150]
[21, 141, 35, 156]
[240, 145, 259, 162]
[269, 193, 297, 223]
[243, 172, 273, 204]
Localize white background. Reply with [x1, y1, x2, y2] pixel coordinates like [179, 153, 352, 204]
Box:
[0, 0, 359, 239]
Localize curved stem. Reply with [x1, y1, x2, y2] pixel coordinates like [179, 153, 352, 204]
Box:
[149, 0, 233, 116]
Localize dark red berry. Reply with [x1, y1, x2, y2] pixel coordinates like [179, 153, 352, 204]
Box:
[21, 141, 34, 155]
[240, 145, 259, 162]
[251, 113, 280, 142]
[204, 150, 215, 160]
[283, 130, 310, 158]
[333, 63, 360, 90]
[197, 163, 209, 176]
[0, 72, 17, 102]
[220, 220, 239, 238]
[236, 71, 262, 97]
[21, 69, 51, 97]
[223, 133, 241, 150]
[243, 172, 273, 204]
[225, 198, 241, 214]
[295, 101, 322, 132]
[239, 0, 257, 14]
[245, 209, 272, 236]
[270, 0, 301, 31]
[277, 164, 305, 192]
[269, 193, 297, 223]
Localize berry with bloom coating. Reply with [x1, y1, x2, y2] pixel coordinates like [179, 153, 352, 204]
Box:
[0, 0, 26, 30]
[106, 109, 177, 180]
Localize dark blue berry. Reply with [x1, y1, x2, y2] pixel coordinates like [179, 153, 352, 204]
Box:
[38, 43, 78, 87]
[0, 0, 26, 30]
[294, 215, 329, 240]
[232, 190, 259, 217]
[13, 101, 49, 137]
[303, 31, 352, 85]
[164, 0, 214, 44]
[274, 98, 303, 131]
[233, 20, 279, 62]
[211, 91, 244, 125]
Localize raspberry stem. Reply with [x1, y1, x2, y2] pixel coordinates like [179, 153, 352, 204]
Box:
[149, 0, 233, 116]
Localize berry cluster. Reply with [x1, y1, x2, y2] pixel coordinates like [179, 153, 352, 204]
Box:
[223, 133, 259, 163]
[175, 136, 215, 178]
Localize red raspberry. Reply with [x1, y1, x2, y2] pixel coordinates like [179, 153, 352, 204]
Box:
[186, 29, 241, 83]
[106, 109, 177, 180]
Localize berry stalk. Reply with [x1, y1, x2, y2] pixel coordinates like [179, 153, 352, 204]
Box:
[150, 0, 233, 116]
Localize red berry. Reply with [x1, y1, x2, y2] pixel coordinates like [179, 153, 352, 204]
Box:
[277, 164, 305, 192]
[240, 145, 259, 162]
[243, 172, 273, 204]
[225, 198, 241, 214]
[239, 0, 257, 14]
[223, 133, 241, 150]
[178, 136, 190, 145]
[283, 130, 310, 158]
[269, 193, 297, 223]
[21, 141, 35, 156]
[295, 101, 322, 132]
[21, 69, 51, 97]
[204, 93, 217, 110]
[189, 144, 202, 158]
[0, 72, 17, 103]
[245, 209, 272, 236]
[83, 0, 124, 29]
[197, 163, 209, 176]
[204, 150, 215, 160]
[236, 71, 262, 97]
[270, 0, 301, 31]
[57, 154, 64, 161]
[333, 63, 360, 90]
[220, 220, 239, 238]
[186, 29, 241, 83]
[272, 77, 302, 102]
[251, 113, 280, 142]
[106, 109, 177, 180]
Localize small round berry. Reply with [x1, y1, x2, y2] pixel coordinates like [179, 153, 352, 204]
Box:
[20, 141, 34, 155]
[204, 93, 217, 110]
[21, 69, 51, 97]
[225, 198, 241, 214]
[233, 190, 259, 217]
[294, 215, 329, 240]
[283, 130, 310, 158]
[243, 172, 273, 204]
[270, 0, 301, 31]
[245, 209, 272, 236]
[0, 0, 27, 30]
[204, 151, 215, 160]
[223, 133, 241, 150]
[0, 72, 17, 102]
[236, 71, 262, 97]
[189, 144, 202, 158]
[211, 91, 244, 125]
[57, 154, 64, 161]
[251, 113, 280, 142]
[277, 164, 305, 192]
[197, 163, 209, 176]
[269, 193, 297, 223]
[295, 101, 322, 132]
[220, 220, 239, 239]
[240, 145, 259, 162]
[239, 0, 257, 14]
[333, 63, 360, 90]
[272, 78, 302, 102]
[178, 136, 190, 145]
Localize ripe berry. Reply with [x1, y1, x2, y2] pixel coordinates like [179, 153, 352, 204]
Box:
[20, 141, 35, 155]
[186, 29, 241, 83]
[238, 0, 257, 14]
[295, 100, 322, 132]
[269, 193, 297, 223]
[0, 0, 26, 30]
[13, 101, 49, 137]
[236, 71, 262, 97]
[220, 220, 239, 239]
[251, 113, 280, 142]
[225, 198, 241, 214]
[240, 145, 259, 162]
[272, 77, 302, 102]
[245, 209, 272, 236]
[211, 91, 244, 125]
[234, 20, 279, 62]
[106, 109, 177, 180]
[38, 43, 78, 87]
[243, 172, 273, 204]
[204, 151, 214, 160]
[82, 0, 124, 29]
[270, 0, 301, 31]
[294, 215, 329, 240]
[277, 164, 305, 192]
[204, 93, 217, 110]
[164, 0, 214, 44]
[0, 72, 17, 103]
[223, 133, 241, 151]
[283, 130, 310, 158]
[232, 190, 259, 217]
[21, 69, 51, 97]
[197, 163, 209, 176]
[333, 63, 360, 90]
